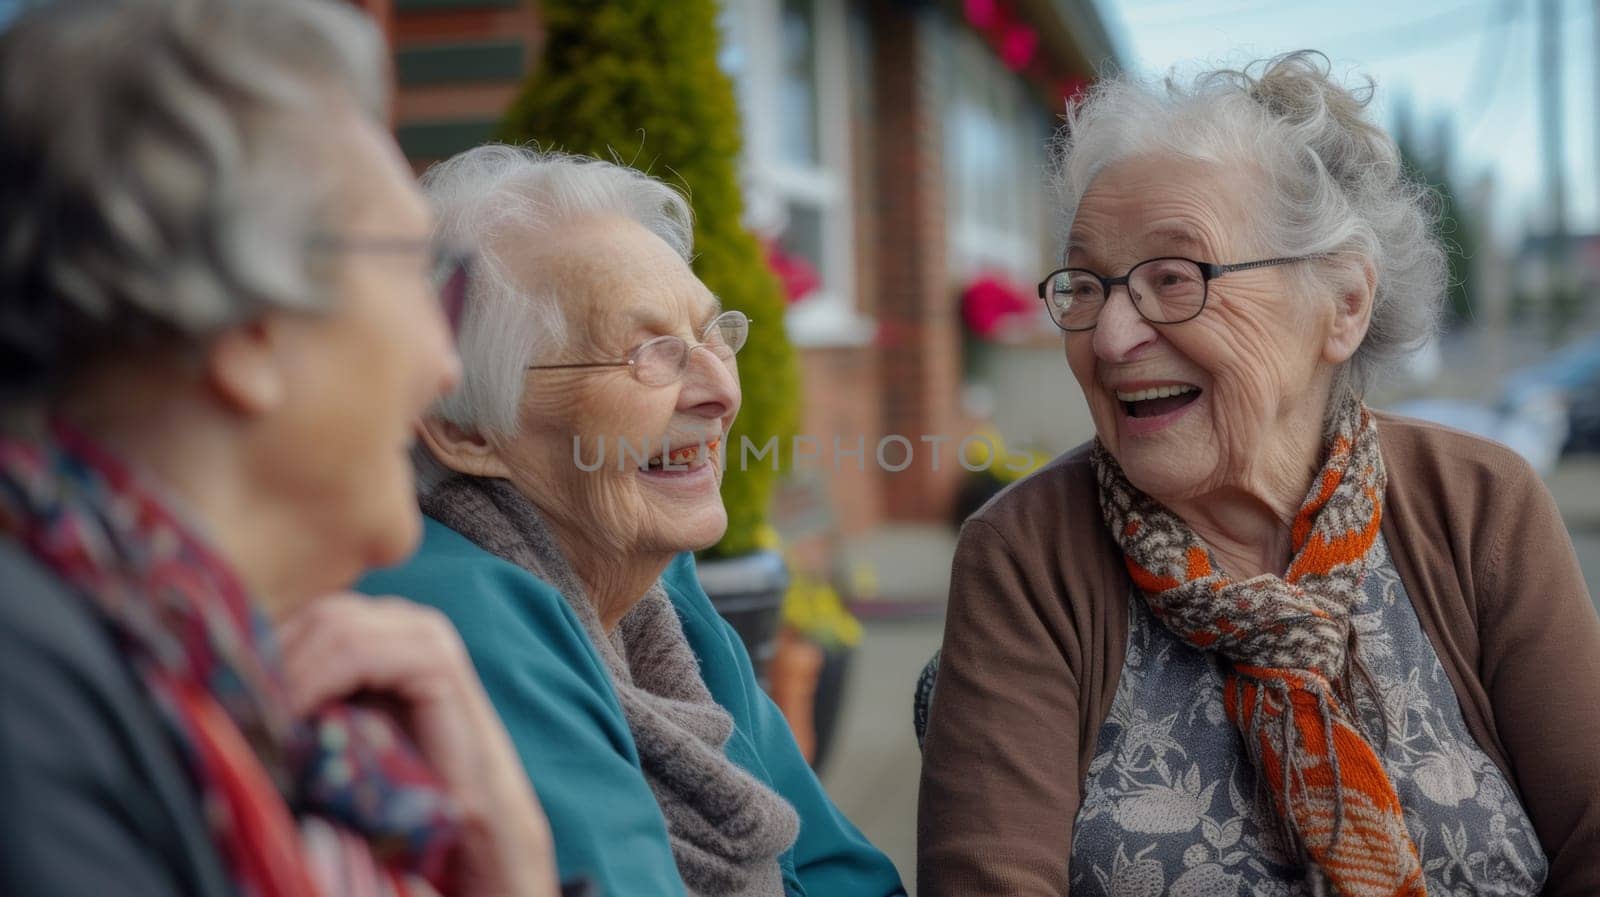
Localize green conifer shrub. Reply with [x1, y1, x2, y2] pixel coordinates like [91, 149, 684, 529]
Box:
[499, 0, 801, 558]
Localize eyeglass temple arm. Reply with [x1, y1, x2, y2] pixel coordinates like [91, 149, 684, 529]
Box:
[527, 361, 634, 371]
[530, 316, 752, 372]
[1209, 255, 1328, 277]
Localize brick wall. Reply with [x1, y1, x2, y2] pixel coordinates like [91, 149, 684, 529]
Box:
[868, 1, 971, 522]
[388, 0, 542, 170]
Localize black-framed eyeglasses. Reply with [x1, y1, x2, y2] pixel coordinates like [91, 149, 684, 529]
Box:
[1037, 255, 1325, 332]
[528, 309, 750, 388]
[308, 235, 472, 335]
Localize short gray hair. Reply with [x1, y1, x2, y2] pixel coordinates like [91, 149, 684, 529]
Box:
[0, 0, 388, 396]
[421, 145, 695, 436]
[1052, 51, 1447, 394]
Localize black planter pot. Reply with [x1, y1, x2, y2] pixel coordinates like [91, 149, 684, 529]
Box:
[810, 644, 855, 774]
[696, 549, 789, 688]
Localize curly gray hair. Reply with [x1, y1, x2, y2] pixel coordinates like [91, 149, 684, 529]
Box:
[0, 0, 388, 396]
[1052, 51, 1447, 394]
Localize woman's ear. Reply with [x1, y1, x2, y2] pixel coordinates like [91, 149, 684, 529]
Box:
[418, 416, 511, 480]
[206, 319, 286, 415]
[1323, 258, 1377, 366]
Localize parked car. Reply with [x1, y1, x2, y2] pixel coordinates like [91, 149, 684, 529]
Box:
[1564, 377, 1600, 453]
[1389, 393, 1569, 476]
[1499, 333, 1600, 456]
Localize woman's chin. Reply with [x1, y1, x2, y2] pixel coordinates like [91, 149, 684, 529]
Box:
[644, 502, 728, 555]
[1123, 456, 1215, 505]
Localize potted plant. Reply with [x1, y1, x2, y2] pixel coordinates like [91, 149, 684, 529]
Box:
[498, 0, 802, 677]
[769, 574, 863, 772]
[951, 425, 1052, 525]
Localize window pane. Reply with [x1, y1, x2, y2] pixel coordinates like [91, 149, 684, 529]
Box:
[781, 201, 826, 278]
[779, 0, 820, 166]
[942, 21, 1048, 278]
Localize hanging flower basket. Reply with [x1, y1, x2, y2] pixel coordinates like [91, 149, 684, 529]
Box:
[960, 273, 1035, 342]
[763, 239, 823, 305]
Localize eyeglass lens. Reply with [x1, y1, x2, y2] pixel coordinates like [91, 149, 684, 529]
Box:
[1047, 258, 1207, 329]
[632, 312, 749, 387]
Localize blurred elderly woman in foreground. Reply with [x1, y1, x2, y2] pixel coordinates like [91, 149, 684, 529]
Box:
[358, 145, 904, 897]
[0, 3, 559, 896]
[917, 52, 1600, 895]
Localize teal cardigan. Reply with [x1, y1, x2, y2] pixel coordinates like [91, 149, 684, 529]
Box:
[358, 516, 905, 897]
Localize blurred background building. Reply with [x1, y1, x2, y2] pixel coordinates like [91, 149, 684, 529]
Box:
[358, 0, 1113, 555]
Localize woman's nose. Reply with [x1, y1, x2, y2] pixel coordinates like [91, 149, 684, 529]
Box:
[1092, 285, 1158, 363]
[678, 345, 739, 420]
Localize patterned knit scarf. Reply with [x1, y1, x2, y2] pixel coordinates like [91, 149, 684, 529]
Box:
[1092, 394, 1425, 896]
[0, 419, 459, 897]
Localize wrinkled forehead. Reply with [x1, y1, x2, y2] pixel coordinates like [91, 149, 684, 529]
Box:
[506, 214, 717, 341]
[1066, 154, 1267, 268]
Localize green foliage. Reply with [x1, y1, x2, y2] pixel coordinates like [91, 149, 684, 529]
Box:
[498, 0, 801, 557]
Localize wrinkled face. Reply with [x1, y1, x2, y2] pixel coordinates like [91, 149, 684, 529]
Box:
[1063, 154, 1341, 503]
[257, 107, 460, 597]
[495, 214, 741, 559]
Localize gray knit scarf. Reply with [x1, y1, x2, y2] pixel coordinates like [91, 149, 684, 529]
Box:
[421, 476, 799, 897]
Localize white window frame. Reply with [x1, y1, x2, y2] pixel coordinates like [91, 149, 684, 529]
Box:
[942, 22, 1050, 286]
[725, 0, 873, 347]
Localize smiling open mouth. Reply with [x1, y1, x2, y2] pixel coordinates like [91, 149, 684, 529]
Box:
[642, 439, 721, 472]
[1116, 385, 1202, 419]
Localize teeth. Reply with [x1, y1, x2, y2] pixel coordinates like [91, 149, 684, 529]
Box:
[1115, 384, 1198, 402]
[645, 439, 721, 471]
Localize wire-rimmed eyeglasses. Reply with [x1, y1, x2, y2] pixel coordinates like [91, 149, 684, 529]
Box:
[528, 309, 750, 388]
[1037, 255, 1325, 332]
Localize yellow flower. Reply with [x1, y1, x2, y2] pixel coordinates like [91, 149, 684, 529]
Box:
[781, 576, 863, 648]
[753, 523, 783, 551]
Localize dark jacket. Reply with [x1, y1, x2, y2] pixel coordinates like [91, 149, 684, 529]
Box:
[0, 538, 232, 897]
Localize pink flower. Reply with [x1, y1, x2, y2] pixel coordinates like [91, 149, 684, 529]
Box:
[963, 0, 1000, 30]
[999, 25, 1037, 71]
[961, 274, 1033, 339]
[764, 239, 822, 305]
[1059, 74, 1091, 110]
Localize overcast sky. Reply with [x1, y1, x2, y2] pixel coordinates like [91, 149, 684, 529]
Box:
[1103, 0, 1599, 246]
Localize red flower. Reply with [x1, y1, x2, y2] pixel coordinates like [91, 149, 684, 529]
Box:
[963, 0, 1000, 30]
[1059, 74, 1091, 109]
[999, 25, 1037, 71]
[764, 239, 822, 305]
[961, 274, 1033, 339]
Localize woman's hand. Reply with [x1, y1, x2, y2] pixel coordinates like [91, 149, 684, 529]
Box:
[278, 594, 557, 897]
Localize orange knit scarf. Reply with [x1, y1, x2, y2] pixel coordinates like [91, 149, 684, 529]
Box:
[1092, 395, 1425, 896]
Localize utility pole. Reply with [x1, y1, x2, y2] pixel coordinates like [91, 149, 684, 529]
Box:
[1538, 0, 1571, 339]
[1539, 0, 1566, 236]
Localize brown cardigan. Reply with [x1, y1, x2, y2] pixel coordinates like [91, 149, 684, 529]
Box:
[917, 413, 1600, 896]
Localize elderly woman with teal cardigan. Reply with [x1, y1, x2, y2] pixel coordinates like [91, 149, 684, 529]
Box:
[359, 146, 904, 897]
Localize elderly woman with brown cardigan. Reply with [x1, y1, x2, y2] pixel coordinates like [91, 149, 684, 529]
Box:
[917, 53, 1600, 896]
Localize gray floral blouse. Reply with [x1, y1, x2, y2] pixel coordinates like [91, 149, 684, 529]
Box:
[1071, 536, 1548, 896]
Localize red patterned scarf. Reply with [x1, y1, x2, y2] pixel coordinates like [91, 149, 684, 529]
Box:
[0, 420, 459, 897]
[1092, 394, 1425, 896]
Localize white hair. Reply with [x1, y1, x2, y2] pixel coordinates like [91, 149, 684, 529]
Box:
[421, 145, 695, 436]
[1052, 51, 1447, 395]
[0, 0, 388, 395]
